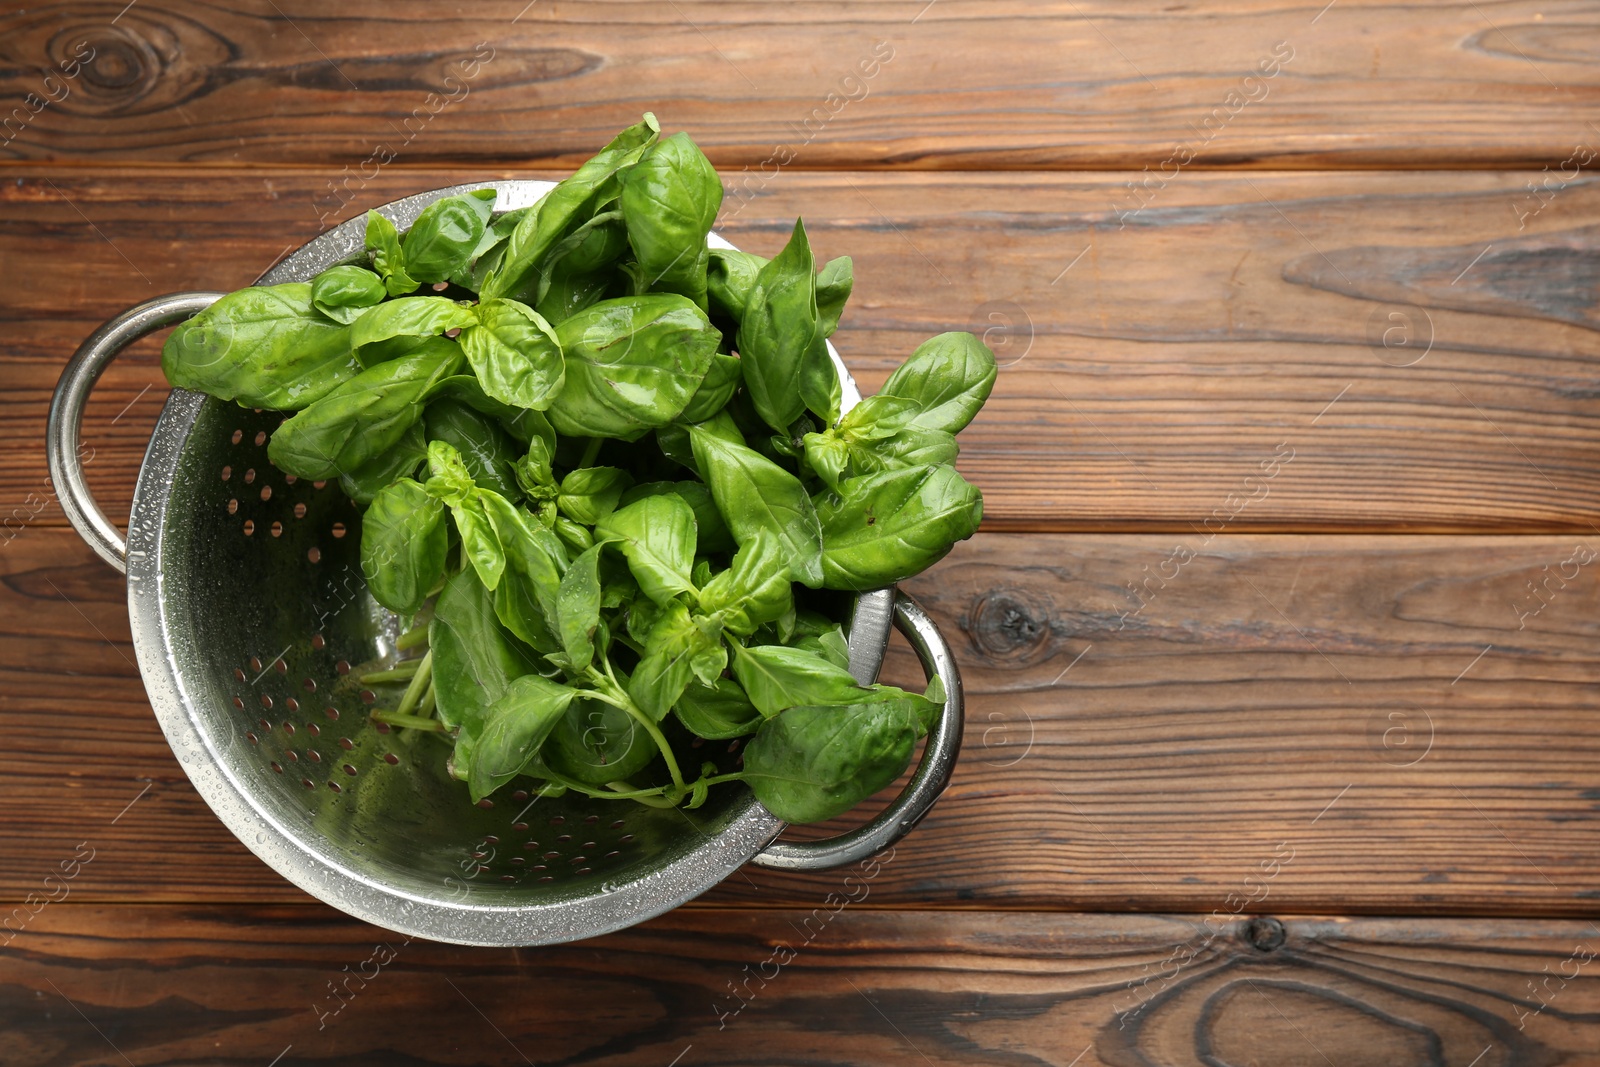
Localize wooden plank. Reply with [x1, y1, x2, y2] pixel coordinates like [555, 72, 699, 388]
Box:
[5, 528, 1600, 915]
[3, 905, 1598, 1065]
[5, 168, 1600, 532]
[1, 2, 1596, 169]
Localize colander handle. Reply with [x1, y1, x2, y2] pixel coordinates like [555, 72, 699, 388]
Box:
[751, 589, 964, 871]
[47, 292, 226, 575]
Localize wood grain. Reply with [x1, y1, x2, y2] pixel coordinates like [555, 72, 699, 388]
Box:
[3, 905, 1599, 1066]
[6, 169, 1600, 533]
[1, 1, 1597, 169]
[6, 528, 1600, 915]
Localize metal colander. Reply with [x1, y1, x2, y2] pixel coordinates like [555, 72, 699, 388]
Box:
[46, 181, 963, 946]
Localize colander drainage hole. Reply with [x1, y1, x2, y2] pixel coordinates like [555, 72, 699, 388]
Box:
[242, 520, 255, 536]
[230, 430, 243, 445]
[244, 468, 255, 484]
[294, 503, 307, 519]
[227, 499, 238, 515]
[220, 465, 232, 481]
[311, 634, 326, 650]
[261, 487, 274, 503]
[269, 521, 283, 537]
[249, 656, 262, 673]
[233, 668, 245, 682]
[254, 430, 267, 446]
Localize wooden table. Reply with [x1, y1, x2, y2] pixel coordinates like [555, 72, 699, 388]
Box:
[4, 3, 1599, 1063]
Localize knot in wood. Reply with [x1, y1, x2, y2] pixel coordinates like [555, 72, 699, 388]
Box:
[964, 588, 1052, 661]
[1245, 916, 1286, 952]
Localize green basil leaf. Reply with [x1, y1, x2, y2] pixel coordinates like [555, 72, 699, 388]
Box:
[360, 477, 447, 615]
[349, 296, 477, 360]
[678, 351, 743, 424]
[534, 209, 629, 322]
[673, 676, 762, 740]
[468, 673, 580, 802]
[620, 479, 735, 556]
[799, 332, 842, 426]
[690, 639, 728, 688]
[875, 424, 959, 468]
[815, 464, 983, 591]
[365, 211, 420, 296]
[404, 191, 494, 284]
[730, 642, 868, 718]
[706, 248, 767, 324]
[621, 131, 722, 309]
[483, 113, 660, 301]
[838, 394, 922, 441]
[628, 599, 718, 721]
[741, 700, 920, 823]
[801, 430, 850, 493]
[161, 283, 356, 410]
[815, 255, 853, 338]
[424, 396, 523, 500]
[595, 493, 698, 606]
[688, 423, 824, 587]
[479, 490, 567, 654]
[541, 697, 656, 785]
[879, 331, 999, 435]
[423, 441, 507, 592]
[555, 543, 604, 672]
[535, 268, 614, 326]
[736, 219, 818, 432]
[798, 625, 852, 672]
[338, 419, 427, 506]
[697, 529, 792, 637]
[433, 374, 557, 451]
[266, 337, 463, 480]
[552, 515, 594, 556]
[310, 265, 387, 325]
[429, 566, 539, 734]
[458, 297, 565, 409]
[557, 466, 633, 525]
[549, 294, 721, 439]
[545, 210, 629, 279]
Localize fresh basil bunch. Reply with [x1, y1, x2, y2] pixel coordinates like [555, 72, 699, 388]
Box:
[162, 114, 996, 824]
